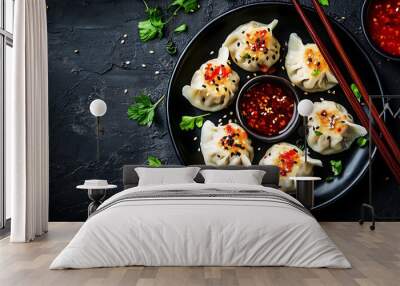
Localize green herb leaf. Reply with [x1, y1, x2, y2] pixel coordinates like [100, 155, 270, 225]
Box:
[147, 155, 162, 167]
[127, 93, 165, 127]
[314, 130, 323, 136]
[170, 0, 199, 13]
[325, 176, 334, 182]
[166, 40, 177, 55]
[174, 23, 188, 33]
[311, 69, 321, 76]
[351, 83, 362, 102]
[179, 113, 210, 131]
[242, 53, 251, 59]
[330, 160, 343, 176]
[357, 136, 368, 147]
[138, 5, 165, 42]
[318, 0, 329, 6]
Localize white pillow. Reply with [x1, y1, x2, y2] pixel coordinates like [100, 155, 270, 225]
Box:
[135, 167, 200, 186]
[200, 169, 266, 185]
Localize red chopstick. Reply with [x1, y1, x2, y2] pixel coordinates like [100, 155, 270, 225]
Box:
[290, 0, 400, 184]
[310, 0, 400, 162]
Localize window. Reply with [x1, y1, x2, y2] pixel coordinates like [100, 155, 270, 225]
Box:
[1, 0, 14, 229]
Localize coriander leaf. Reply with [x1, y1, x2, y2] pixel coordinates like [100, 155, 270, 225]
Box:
[127, 93, 165, 127]
[174, 23, 188, 33]
[170, 0, 199, 13]
[318, 0, 329, 6]
[147, 155, 162, 167]
[166, 40, 177, 55]
[314, 130, 323, 136]
[138, 5, 165, 42]
[325, 176, 334, 182]
[351, 83, 362, 102]
[242, 53, 251, 59]
[330, 160, 343, 176]
[179, 113, 210, 131]
[138, 19, 160, 42]
[357, 136, 368, 147]
[311, 69, 321, 76]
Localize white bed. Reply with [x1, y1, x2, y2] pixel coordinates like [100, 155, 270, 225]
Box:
[50, 182, 350, 269]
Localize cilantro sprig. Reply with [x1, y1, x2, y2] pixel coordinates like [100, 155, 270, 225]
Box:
[174, 24, 188, 33]
[318, 0, 329, 6]
[138, 0, 198, 43]
[138, 1, 166, 42]
[330, 160, 343, 176]
[127, 92, 165, 127]
[351, 83, 362, 102]
[311, 69, 321, 76]
[147, 155, 162, 167]
[314, 130, 323, 136]
[357, 136, 368, 147]
[179, 113, 210, 131]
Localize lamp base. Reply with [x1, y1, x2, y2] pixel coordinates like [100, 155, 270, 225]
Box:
[359, 203, 375, 231]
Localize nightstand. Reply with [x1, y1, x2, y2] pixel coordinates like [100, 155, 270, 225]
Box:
[77, 180, 117, 217]
[289, 177, 321, 209]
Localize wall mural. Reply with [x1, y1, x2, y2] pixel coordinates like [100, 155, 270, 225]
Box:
[47, 0, 400, 221]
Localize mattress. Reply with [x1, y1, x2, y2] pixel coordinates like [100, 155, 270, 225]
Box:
[50, 183, 350, 269]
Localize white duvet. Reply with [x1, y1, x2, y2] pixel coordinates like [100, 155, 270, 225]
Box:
[50, 183, 350, 269]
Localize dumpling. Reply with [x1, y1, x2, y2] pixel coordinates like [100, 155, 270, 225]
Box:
[182, 47, 240, 112]
[259, 143, 322, 192]
[307, 100, 367, 155]
[285, 33, 338, 92]
[200, 120, 254, 166]
[223, 20, 281, 73]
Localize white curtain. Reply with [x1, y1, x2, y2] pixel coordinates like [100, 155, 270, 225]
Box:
[9, 0, 49, 242]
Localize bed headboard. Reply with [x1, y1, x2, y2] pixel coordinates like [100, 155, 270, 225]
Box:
[122, 165, 280, 189]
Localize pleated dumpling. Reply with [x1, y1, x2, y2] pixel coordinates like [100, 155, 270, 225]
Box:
[285, 33, 338, 92]
[259, 143, 322, 192]
[182, 47, 240, 112]
[223, 20, 281, 73]
[307, 100, 367, 155]
[200, 120, 254, 166]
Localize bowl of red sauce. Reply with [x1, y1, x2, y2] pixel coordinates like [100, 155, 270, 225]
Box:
[362, 0, 400, 61]
[236, 75, 299, 143]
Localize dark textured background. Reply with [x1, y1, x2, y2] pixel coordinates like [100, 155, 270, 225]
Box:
[47, 0, 400, 222]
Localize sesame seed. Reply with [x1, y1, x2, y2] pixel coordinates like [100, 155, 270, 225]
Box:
[149, 50, 155, 54]
[210, 50, 215, 55]
[246, 75, 251, 79]
[218, 118, 222, 123]
[257, 147, 261, 151]
[141, 64, 146, 68]
[253, 73, 257, 77]
[124, 89, 128, 94]
[74, 49, 79, 54]
[281, 66, 285, 70]
[125, 61, 131, 65]
[229, 111, 233, 115]
[223, 115, 227, 119]
[304, 92, 308, 95]
[155, 71, 160, 75]
[198, 148, 201, 152]
[332, 90, 336, 94]
[320, 98, 325, 101]
[120, 39, 125, 44]
[123, 34, 128, 38]
[228, 119, 232, 123]
[193, 137, 198, 141]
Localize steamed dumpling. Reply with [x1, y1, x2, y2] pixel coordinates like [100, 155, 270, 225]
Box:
[307, 100, 367, 155]
[182, 47, 240, 112]
[200, 120, 254, 166]
[285, 33, 338, 92]
[223, 20, 281, 73]
[259, 143, 322, 192]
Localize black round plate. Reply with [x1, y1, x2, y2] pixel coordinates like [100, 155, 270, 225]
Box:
[167, 2, 384, 209]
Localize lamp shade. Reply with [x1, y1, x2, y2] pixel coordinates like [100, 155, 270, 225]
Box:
[298, 99, 314, 117]
[89, 99, 107, 117]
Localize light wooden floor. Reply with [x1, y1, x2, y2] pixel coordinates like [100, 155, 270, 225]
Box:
[0, 222, 399, 286]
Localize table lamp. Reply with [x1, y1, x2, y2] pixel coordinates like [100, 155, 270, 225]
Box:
[89, 99, 107, 161]
[298, 99, 314, 163]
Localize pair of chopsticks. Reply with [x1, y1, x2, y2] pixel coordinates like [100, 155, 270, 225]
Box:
[291, 0, 400, 184]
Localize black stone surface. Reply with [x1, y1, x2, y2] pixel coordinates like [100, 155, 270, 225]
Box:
[47, 0, 400, 222]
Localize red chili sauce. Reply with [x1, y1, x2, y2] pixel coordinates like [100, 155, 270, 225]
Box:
[239, 82, 295, 137]
[368, 0, 400, 57]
